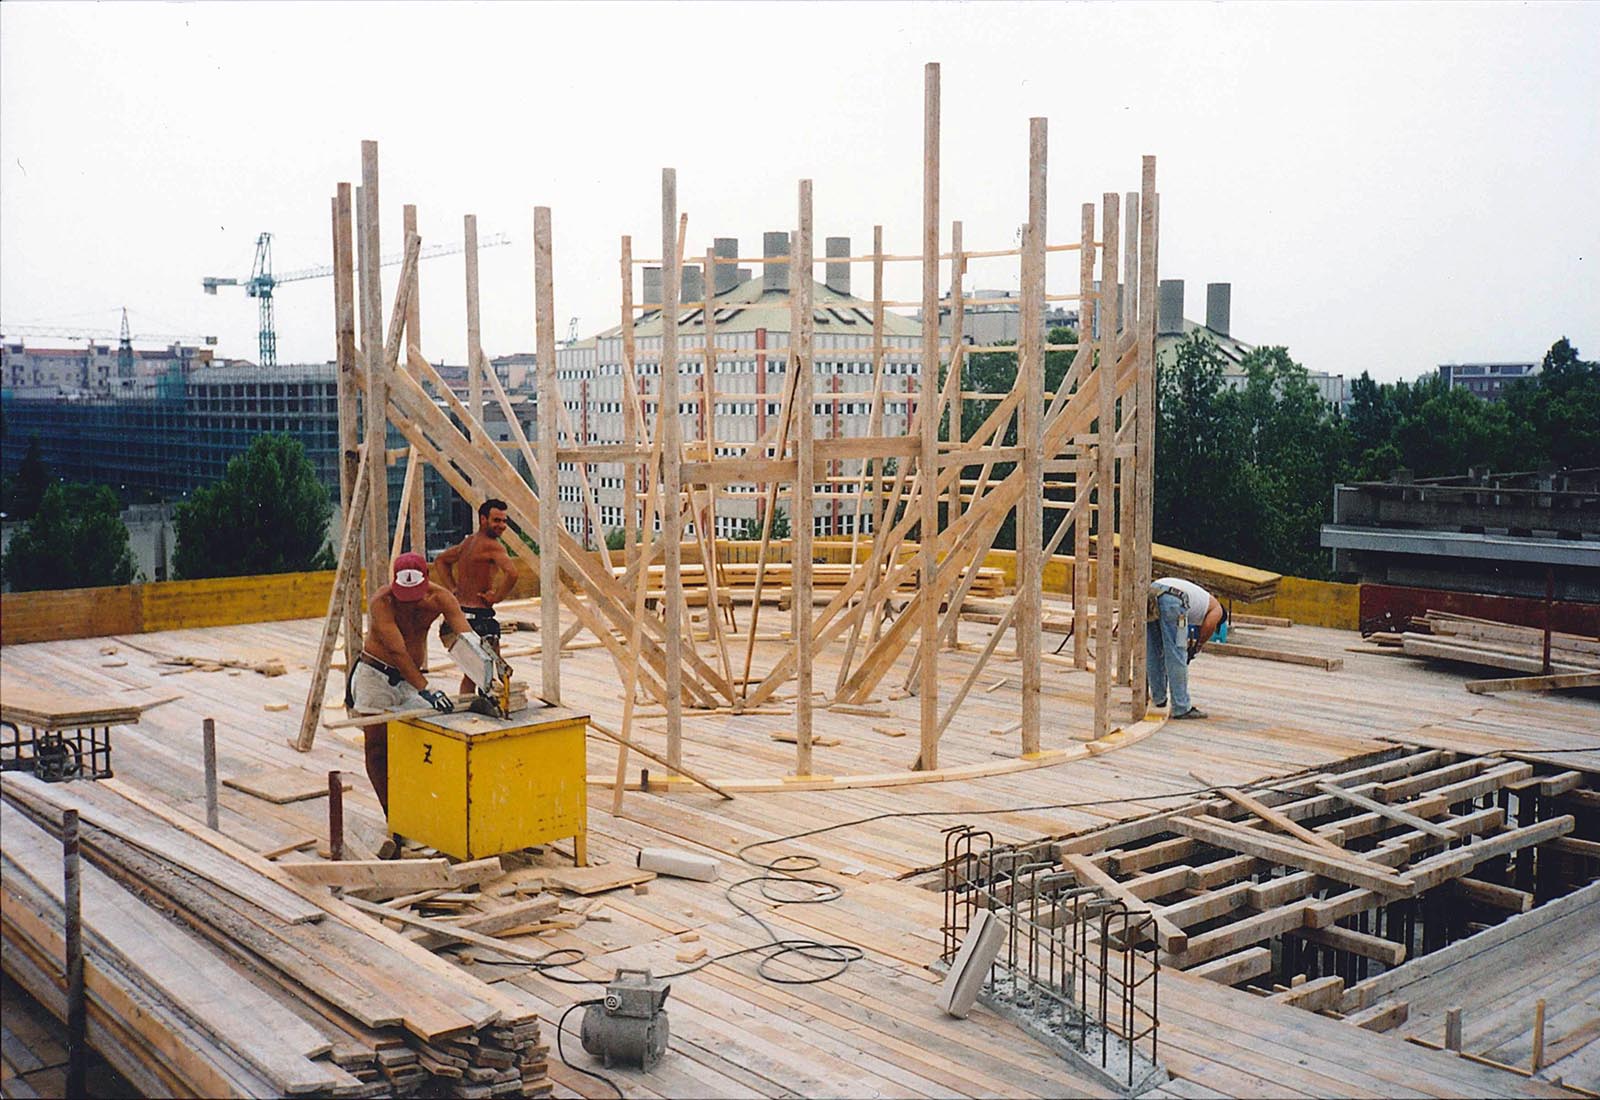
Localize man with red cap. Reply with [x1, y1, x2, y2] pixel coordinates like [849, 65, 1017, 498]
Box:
[348, 552, 478, 819]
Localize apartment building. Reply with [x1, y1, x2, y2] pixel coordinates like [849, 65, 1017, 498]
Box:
[550, 234, 925, 546]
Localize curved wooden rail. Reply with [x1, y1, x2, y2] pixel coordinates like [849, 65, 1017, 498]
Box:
[587, 708, 1169, 795]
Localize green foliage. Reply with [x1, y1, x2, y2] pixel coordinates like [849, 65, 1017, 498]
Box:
[2, 482, 136, 592]
[604, 527, 628, 552]
[1504, 337, 1600, 469]
[173, 434, 335, 580]
[733, 507, 790, 541]
[1, 436, 51, 521]
[1152, 335, 1597, 580]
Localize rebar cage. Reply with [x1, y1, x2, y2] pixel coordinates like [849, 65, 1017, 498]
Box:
[0, 721, 114, 782]
[941, 825, 1160, 1089]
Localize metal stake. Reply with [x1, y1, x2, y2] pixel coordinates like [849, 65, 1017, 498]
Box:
[63, 807, 87, 1098]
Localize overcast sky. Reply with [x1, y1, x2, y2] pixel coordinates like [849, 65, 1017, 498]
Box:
[2, 2, 1595, 383]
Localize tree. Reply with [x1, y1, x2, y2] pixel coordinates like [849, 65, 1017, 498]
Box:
[1503, 338, 1600, 469]
[733, 507, 790, 541]
[604, 527, 628, 552]
[2, 482, 136, 592]
[173, 433, 334, 579]
[1, 436, 51, 521]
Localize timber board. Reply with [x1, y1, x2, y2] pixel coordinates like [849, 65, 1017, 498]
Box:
[2, 614, 1594, 1097]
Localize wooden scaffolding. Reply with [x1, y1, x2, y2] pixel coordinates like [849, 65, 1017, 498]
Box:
[293, 63, 1161, 791]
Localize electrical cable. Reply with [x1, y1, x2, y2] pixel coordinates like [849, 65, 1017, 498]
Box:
[464, 738, 1600, 1080]
[554, 1000, 623, 1099]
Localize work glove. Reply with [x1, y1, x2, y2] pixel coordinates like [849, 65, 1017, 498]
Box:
[420, 688, 455, 714]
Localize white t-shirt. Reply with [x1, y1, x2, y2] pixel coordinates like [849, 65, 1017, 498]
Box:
[1152, 577, 1212, 629]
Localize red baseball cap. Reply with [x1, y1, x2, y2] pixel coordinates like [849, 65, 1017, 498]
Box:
[392, 552, 429, 602]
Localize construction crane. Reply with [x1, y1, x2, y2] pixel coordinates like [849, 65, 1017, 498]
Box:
[1, 309, 217, 358]
[202, 229, 511, 368]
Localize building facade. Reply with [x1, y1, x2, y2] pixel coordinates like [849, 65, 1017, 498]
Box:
[1, 338, 228, 398]
[549, 233, 926, 547]
[1437, 361, 1540, 402]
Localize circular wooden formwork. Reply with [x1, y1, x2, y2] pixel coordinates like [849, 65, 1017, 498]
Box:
[586, 709, 1168, 795]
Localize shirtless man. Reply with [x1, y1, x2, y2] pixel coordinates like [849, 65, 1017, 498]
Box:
[348, 552, 476, 815]
[433, 499, 518, 694]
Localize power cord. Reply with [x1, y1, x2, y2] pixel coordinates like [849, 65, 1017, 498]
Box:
[470, 742, 1600, 1088]
[555, 1000, 622, 1099]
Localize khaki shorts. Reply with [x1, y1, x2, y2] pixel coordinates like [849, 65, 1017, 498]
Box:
[350, 661, 424, 716]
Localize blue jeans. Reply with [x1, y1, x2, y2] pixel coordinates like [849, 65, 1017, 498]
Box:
[1146, 593, 1192, 713]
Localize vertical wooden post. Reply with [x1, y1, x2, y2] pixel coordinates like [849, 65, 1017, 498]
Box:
[328, 770, 345, 861]
[1073, 203, 1095, 671]
[702, 245, 726, 626]
[1532, 999, 1546, 1071]
[1116, 190, 1140, 686]
[1131, 158, 1159, 718]
[332, 184, 362, 672]
[620, 237, 639, 576]
[534, 207, 561, 704]
[402, 204, 426, 553]
[1444, 1006, 1463, 1051]
[1018, 117, 1047, 756]
[62, 807, 86, 1100]
[917, 61, 941, 771]
[794, 180, 816, 775]
[202, 717, 219, 829]
[1094, 194, 1119, 739]
[659, 170, 685, 769]
[464, 214, 484, 443]
[359, 143, 388, 602]
[946, 220, 965, 652]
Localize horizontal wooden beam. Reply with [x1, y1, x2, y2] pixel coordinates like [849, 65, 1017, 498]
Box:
[1062, 853, 1188, 953]
[1169, 815, 1413, 898]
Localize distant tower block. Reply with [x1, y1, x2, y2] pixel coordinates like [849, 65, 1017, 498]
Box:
[1206, 282, 1231, 337]
[825, 237, 851, 295]
[763, 231, 791, 292]
[1158, 279, 1185, 336]
[713, 237, 740, 295]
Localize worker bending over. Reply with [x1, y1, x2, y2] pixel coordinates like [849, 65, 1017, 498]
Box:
[434, 498, 517, 694]
[1146, 575, 1229, 720]
[349, 552, 477, 815]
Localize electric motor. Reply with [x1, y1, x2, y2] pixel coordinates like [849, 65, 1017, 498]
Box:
[579, 969, 671, 1070]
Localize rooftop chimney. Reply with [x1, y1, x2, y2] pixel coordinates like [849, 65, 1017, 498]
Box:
[1205, 282, 1231, 337]
[763, 231, 790, 293]
[681, 264, 703, 307]
[642, 266, 662, 308]
[825, 237, 850, 295]
[713, 237, 739, 295]
[1157, 279, 1185, 336]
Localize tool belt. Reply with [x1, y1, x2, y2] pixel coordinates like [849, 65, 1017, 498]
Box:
[463, 606, 501, 641]
[344, 652, 406, 708]
[1145, 584, 1191, 623]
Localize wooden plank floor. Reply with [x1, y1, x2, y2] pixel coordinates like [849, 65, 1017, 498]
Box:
[2, 614, 1595, 1098]
[1384, 883, 1600, 1091]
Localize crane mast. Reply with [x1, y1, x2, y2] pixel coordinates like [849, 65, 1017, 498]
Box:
[203, 230, 509, 369]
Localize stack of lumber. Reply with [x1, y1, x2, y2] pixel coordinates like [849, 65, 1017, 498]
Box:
[1372, 611, 1600, 682]
[0, 774, 551, 1099]
[0, 689, 147, 730]
[1151, 542, 1281, 603]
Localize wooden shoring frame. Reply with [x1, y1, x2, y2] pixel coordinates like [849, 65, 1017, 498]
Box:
[305, 66, 1159, 789]
[1050, 749, 1577, 976]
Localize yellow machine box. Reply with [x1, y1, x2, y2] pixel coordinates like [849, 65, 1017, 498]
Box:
[386, 705, 589, 863]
